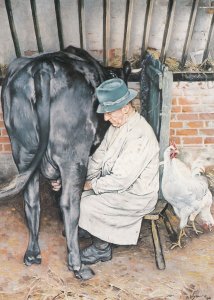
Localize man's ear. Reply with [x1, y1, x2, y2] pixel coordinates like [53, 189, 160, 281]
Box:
[122, 104, 129, 114]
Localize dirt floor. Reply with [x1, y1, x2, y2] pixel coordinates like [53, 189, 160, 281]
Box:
[0, 180, 213, 300]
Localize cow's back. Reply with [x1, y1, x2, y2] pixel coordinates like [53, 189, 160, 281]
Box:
[2, 52, 103, 175]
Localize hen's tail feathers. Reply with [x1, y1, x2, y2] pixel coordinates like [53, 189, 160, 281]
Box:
[191, 160, 206, 176]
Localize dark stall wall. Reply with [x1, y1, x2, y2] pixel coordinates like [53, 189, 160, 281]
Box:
[0, 0, 214, 66]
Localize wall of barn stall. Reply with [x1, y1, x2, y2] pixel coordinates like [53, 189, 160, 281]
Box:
[0, 0, 213, 67]
[0, 0, 214, 181]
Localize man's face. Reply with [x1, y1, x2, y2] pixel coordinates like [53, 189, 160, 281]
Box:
[104, 106, 128, 127]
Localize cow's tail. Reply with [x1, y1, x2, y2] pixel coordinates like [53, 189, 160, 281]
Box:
[0, 61, 54, 200]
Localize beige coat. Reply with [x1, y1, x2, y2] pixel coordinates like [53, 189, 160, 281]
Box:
[79, 112, 159, 245]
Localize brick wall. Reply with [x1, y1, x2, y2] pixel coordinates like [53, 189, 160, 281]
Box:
[0, 121, 11, 152]
[170, 81, 214, 148]
[0, 101, 11, 153]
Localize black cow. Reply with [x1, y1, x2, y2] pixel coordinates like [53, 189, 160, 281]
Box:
[0, 45, 131, 279]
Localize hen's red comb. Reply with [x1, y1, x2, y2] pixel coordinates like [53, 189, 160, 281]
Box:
[170, 140, 177, 149]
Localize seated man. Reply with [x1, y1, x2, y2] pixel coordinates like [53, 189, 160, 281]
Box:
[52, 78, 159, 265]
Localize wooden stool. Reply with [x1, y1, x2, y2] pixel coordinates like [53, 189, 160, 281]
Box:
[143, 200, 177, 270]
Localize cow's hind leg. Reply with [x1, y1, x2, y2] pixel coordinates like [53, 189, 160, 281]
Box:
[59, 163, 94, 280]
[23, 171, 41, 266]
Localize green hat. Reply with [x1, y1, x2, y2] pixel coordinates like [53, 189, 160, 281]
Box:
[96, 78, 138, 113]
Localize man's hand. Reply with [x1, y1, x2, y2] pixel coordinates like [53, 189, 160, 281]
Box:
[84, 180, 93, 191]
[51, 179, 62, 191]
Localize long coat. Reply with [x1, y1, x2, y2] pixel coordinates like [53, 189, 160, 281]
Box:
[79, 112, 159, 245]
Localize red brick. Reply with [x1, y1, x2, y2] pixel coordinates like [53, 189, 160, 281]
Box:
[199, 113, 214, 120]
[176, 129, 198, 136]
[0, 120, 5, 127]
[182, 137, 203, 144]
[178, 97, 200, 105]
[181, 105, 204, 113]
[199, 129, 214, 136]
[170, 113, 177, 121]
[1, 128, 8, 136]
[172, 98, 177, 105]
[172, 105, 182, 113]
[204, 137, 214, 144]
[186, 121, 204, 128]
[3, 144, 12, 152]
[177, 113, 199, 120]
[0, 137, 10, 143]
[169, 136, 181, 144]
[170, 129, 175, 135]
[0, 144, 2, 152]
[170, 121, 183, 128]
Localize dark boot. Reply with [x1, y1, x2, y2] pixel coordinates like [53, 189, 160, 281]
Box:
[80, 237, 112, 265]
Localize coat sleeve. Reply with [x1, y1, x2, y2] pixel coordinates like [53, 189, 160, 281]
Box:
[91, 136, 159, 194]
[86, 131, 108, 180]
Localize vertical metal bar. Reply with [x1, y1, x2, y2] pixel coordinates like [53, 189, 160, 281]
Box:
[180, 0, 199, 68]
[141, 0, 154, 57]
[160, 0, 176, 63]
[30, 0, 43, 53]
[103, 0, 110, 66]
[54, 0, 64, 50]
[122, 0, 134, 63]
[4, 0, 21, 57]
[202, 14, 214, 61]
[78, 0, 86, 49]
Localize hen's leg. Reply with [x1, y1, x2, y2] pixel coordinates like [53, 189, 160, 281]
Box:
[170, 211, 189, 249]
[189, 213, 203, 235]
[170, 228, 187, 249]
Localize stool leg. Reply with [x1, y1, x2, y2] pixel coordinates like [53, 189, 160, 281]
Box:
[161, 210, 178, 243]
[151, 220, 166, 270]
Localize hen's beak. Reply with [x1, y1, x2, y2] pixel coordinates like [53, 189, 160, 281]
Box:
[170, 148, 179, 159]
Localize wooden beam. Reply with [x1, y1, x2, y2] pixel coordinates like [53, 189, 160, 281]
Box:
[122, 0, 134, 63]
[160, 0, 176, 63]
[4, 0, 21, 57]
[180, 0, 199, 68]
[78, 0, 86, 49]
[30, 0, 43, 53]
[54, 0, 64, 50]
[103, 0, 110, 66]
[141, 0, 154, 57]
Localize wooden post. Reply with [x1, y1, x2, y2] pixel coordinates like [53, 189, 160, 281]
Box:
[30, 0, 43, 53]
[122, 0, 134, 63]
[159, 67, 173, 162]
[160, 0, 176, 63]
[202, 13, 214, 62]
[4, 0, 21, 57]
[78, 0, 86, 49]
[180, 0, 199, 68]
[103, 0, 110, 66]
[54, 0, 64, 50]
[141, 0, 154, 57]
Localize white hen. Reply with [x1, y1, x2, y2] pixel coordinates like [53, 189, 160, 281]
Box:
[161, 143, 214, 249]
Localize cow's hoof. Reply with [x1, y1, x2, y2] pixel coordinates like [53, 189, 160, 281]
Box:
[72, 266, 95, 280]
[24, 252, 42, 266]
